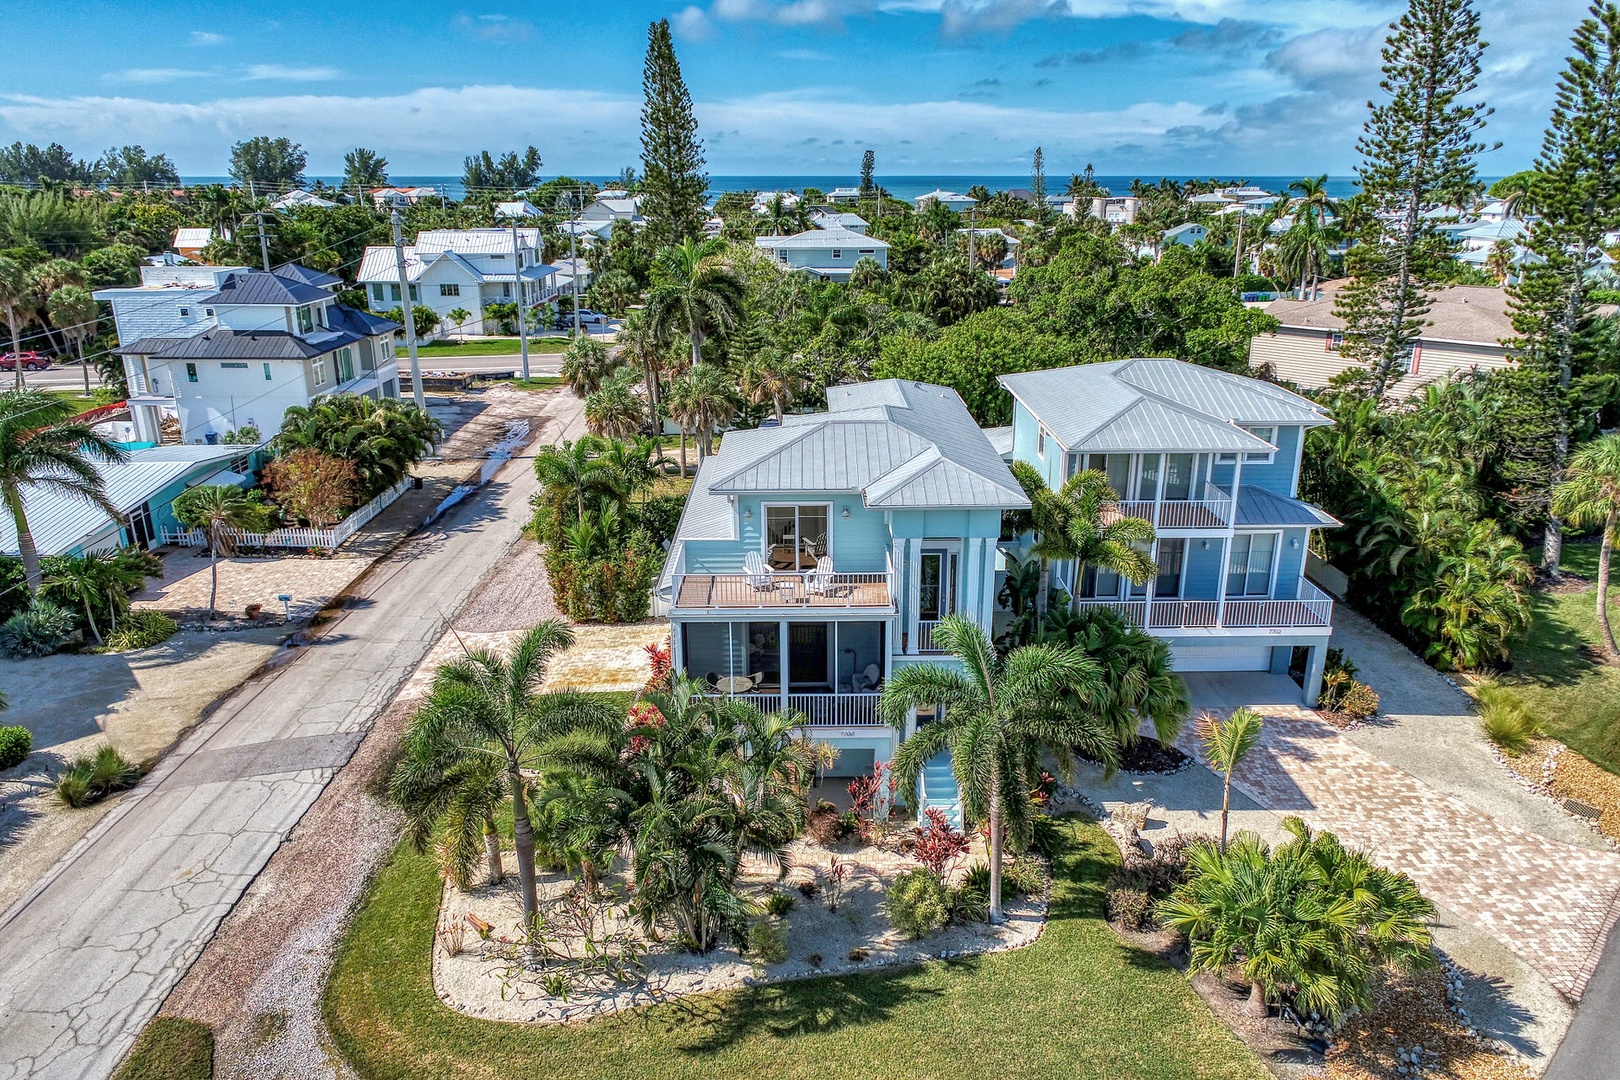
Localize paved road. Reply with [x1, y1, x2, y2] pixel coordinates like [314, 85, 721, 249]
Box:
[1546, 920, 1620, 1079]
[398, 352, 565, 376]
[0, 390, 582, 1080]
[7, 364, 95, 391]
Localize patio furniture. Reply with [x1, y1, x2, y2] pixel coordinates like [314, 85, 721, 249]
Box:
[851, 663, 882, 692]
[715, 675, 755, 693]
[768, 545, 816, 571]
[744, 551, 776, 591]
[807, 555, 836, 596]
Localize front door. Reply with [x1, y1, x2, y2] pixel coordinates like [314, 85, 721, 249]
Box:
[918, 549, 958, 620]
[789, 623, 829, 690]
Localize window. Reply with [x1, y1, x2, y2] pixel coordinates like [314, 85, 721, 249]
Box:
[1242, 425, 1275, 464]
[1153, 539, 1185, 597]
[185, 362, 198, 383]
[178, 307, 190, 317]
[502, 283, 511, 298]
[204, 307, 215, 317]
[831, 249, 842, 259]
[439, 283, 461, 297]
[372, 284, 386, 303]
[1226, 533, 1276, 597]
[409, 285, 419, 302]
[1084, 453, 1131, 498]
[1327, 330, 1344, 351]
[763, 505, 830, 568]
[1036, 425, 1048, 457]
[859, 249, 876, 255]
[338, 347, 355, 382]
[389, 284, 401, 302]
[1135, 453, 1161, 502]
[263, 362, 272, 381]
[1161, 453, 1196, 501]
[918, 549, 959, 620]
[296, 306, 315, 334]
[220, 362, 248, 370]
[312, 357, 327, 385]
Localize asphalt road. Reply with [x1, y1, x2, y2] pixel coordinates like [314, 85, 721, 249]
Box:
[395, 352, 565, 377]
[6, 364, 95, 391]
[1545, 920, 1620, 1079]
[0, 389, 582, 1080]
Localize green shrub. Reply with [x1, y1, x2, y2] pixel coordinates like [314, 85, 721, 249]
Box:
[949, 869, 990, 924]
[763, 890, 797, 918]
[0, 725, 31, 771]
[886, 867, 950, 938]
[56, 744, 141, 807]
[1105, 885, 1157, 931]
[1027, 813, 1064, 858]
[748, 918, 789, 965]
[1318, 669, 1380, 719]
[1003, 855, 1050, 898]
[543, 544, 659, 623]
[0, 601, 77, 658]
[104, 611, 178, 651]
[1477, 684, 1542, 755]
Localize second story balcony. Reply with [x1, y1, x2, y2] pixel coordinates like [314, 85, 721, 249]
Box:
[668, 545, 897, 614]
[1073, 577, 1333, 631]
[1108, 486, 1234, 530]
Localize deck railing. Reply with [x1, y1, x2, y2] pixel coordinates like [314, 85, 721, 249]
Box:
[672, 570, 893, 611]
[1110, 487, 1233, 530]
[1071, 578, 1333, 631]
[701, 690, 884, 726]
[916, 620, 942, 652]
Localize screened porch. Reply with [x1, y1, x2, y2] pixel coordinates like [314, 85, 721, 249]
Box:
[677, 619, 889, 725]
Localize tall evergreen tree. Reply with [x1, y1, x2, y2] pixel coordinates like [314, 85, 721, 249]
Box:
[640, 19, 708, 247]
[1333, 0, 1495, 398]
[1031, 145, 1047, 211]
[860, 149, 876, 196]
[1507, 1, 1620, 576]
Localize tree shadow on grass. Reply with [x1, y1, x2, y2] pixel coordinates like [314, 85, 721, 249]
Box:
[1509, 591, 1597, 689]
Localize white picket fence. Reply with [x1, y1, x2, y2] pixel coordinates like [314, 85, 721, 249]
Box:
[160, 477, 411, 551]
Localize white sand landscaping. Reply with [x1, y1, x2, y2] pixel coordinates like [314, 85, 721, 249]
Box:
[432, 834, 1049, 1023]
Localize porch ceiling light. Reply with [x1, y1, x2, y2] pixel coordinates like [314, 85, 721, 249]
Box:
[1290, 537, 1300, 548]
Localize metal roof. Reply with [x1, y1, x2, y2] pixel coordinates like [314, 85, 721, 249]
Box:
[273, 262, 343, 288]
[0, 444, 255, 556]
[695, 379, 1027, 523]
[982, 425, 1013, 457]
[669, 458, 740, 543]
[999, 359, 1329, 453]
[415, 228, 540, 255]
[119, 328, 362, 360]
[1234, 487, 1341, 529]
[755, 226, 889, 250]
[198, 271, 332, 307]
[327, 306, 400, 336]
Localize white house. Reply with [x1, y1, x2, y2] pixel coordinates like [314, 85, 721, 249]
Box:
[270, 189, 336, 211]
[826, 186, 864, 204]
[369, 186, 439, 208]
[752, 190, 801, 212]
[810, 210, 869, 234]
[1090, 196, 1140, 224]
[755, 227, 890, 280]
[98, 267, 402, 445]
[1163, 223, 1208, 247]
[172, 228, 213, 259]
[577, 198, 645, 236]
[914, 189, 977, 213]
[357, 229, 560, 337]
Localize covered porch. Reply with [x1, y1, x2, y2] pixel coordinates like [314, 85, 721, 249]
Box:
[675, 617, 891, 726]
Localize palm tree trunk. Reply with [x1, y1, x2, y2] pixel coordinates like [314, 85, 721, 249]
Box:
[774, 396, 785, 425]
[1245, 980, 1268, 1017]
[691, 326, 704, 369]
[1599, 511, 1617, 659]
[8, 492, 41, 595]
[510, 766, 539, 930]
[80, 340, 91, 394]
[83, 597, 101, 645]
[988, 783, 1005, 925]
[207, 529, 220, 619]
[1219, 774, 1232, 853]
[679, 431, 689, 476]
[484, 818, 504, 885]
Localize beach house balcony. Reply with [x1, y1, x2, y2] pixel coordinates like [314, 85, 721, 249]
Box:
[666, 545, 897, 615]
[677, 618, 891, 727]
[1072, 576, 1333, 631]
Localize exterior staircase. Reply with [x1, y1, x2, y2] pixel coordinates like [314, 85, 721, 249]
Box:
[918, 750, 963, 829]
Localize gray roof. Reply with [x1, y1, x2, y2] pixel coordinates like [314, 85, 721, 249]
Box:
[982, 425, 1013, 457]
[756, 226, 888, 250]
[197, 271, 332, 307]
[999, 359, 1329, 453]
[328, 306, 400, 336]
[119, 328, 362, 360]
[700, 379, 1028, 513]
[1234, 487, 1341, 529]
[0, 444, 255, 556]
[273, 263, 343, 289]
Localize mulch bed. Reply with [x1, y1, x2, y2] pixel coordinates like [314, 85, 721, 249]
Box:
[1499, 738, 1620, 844]
[1078, 737, 1190, 775]
[1323, 967, 1531, 1080]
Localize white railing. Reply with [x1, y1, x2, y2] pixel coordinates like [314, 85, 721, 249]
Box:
[161, 477, 410, 551]
[671, 570, 894, 611]
[917, 620, 942, 652]
[1224, 578, 1334, 628]
[1070, 599, 1147, 626]
[1072, 577, 1333, 631]
[1149, 600, 1220, 628]
[1110, 487, 1233, 530]
[700, 691, 884, 726]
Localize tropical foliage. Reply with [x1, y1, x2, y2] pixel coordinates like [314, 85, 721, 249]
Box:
[278, 395, 440, 498]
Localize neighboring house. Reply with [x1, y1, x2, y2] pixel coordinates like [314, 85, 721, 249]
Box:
[1163, 223, 1208, 247]
[1248, 281, 1516, 396]
[172, 227, 213, 260]
[826, 186, 864, 204]
[811, 210, 869, 234]
[914, 189, 977, 212]
[97, 267, 401, 444]
[270, 189, 336, 210]
[1045, 194, 1077, 217]
[369, 186, 438, 208]
[0, 443, 266, 556]
[550, 256, 594, 296]
[755, 227, 890, 280]
[577, 197, 645, 235]
[357, 228, 559, 337]
[654, 379, 1029, 781]
[752, 190, 801, 212]
[1001, 359, 1338, 705]
[957, 227, 1020, 268]
[1189, 192, 1233, 207]
[1089, 196, 1140, 224]
[272, 262, 343, 293]
[1456, 218, 1538, 273]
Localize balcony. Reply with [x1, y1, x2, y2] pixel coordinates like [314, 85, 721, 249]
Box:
[704, 690, 884, 726]
[1073, 578, 1333, 631]
[1107, 487, 1233, 530]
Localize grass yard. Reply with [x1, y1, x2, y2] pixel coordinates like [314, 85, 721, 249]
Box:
[324, 817, 1266, 1080]
[44, 389, 101, 414]
[399, 338, 574, 357]
[112, 1018, 213, 1080]
[1501, 541, 1620, 774]
[507, 376, 564, 390]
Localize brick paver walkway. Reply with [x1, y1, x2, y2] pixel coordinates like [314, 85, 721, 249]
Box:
[1181, 702, 1620, 1001]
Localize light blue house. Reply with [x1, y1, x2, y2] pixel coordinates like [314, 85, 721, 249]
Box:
[754, 227, 890, 280]
[999, 359, 1337, 704]
[655, 380, 1025, 780]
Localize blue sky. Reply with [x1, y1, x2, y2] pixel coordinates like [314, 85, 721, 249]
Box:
[0, 0, 1589, 178]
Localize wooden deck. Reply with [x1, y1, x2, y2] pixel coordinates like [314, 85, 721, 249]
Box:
[674, 572, 893, 611]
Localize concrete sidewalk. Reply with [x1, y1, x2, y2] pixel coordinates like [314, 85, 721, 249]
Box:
[0, 388, 582, 1080]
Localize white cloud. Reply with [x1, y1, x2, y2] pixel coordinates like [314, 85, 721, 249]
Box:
[454, 13, 534, 43]
[189, 31, 226, 46]
[241, 65, 341, 82]
[672, 5, 715, 39]
[105, 68, 211, 86]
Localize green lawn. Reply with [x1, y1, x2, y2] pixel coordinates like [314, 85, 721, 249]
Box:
[399, 338, 574, 357]
[44, 390, 101, 414]
[324, 818, 1266, 1080]
[1500, 541, 1620, 773]
[113, 1018, 212, 1080]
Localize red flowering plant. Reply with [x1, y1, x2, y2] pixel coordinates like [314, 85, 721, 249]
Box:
[1030, 771, 1057, 808]
[643, 640, 672, 691]
[846, 759, 897, 842]
[910, 807, 969, 877]
[622, 702, 666, 759]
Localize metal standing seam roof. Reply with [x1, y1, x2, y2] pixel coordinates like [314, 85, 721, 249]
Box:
[415, 228, 541, 255]
[1234, 487, 1342, 528]
[118, 328, 364, 360]
[0, 444, 258, 557]
[195, 271, 333, 307]
[999, 359, 1329, 453]
[272, 262, 344, 288]
[755, 227, 889, 250]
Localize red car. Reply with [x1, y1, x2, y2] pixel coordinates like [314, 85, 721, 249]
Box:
[0, 352, 51, 371]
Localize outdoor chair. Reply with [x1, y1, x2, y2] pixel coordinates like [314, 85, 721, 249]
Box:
[807, 555, 836, 596]
[852, 663, 883, 692]
[744, 551, 775, 591]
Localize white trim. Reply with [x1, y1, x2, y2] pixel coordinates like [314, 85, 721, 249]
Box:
[759, 501, 834, 561]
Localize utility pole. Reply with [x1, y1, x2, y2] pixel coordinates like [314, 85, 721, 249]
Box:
[252, 212, 272, 271]
[570, 189, 582, 339]
[391, 210, 427, 412]
[967, 205, 976, 272]
[511, 217, 530, 381]
[1233, 208, 1244, 279]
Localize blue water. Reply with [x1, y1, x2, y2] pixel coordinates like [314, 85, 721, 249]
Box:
[183, 172, 1390, 202]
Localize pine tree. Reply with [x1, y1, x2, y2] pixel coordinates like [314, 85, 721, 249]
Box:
[1507, 1, 1620, 576]
[1333, 0, 1495, 398]
[640, 19, 708, 247]
[860, 149, 876, 196]
[1031, 146, 1047, 212]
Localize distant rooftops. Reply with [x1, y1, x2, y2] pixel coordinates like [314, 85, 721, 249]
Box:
[1261, 281, 1515, 346]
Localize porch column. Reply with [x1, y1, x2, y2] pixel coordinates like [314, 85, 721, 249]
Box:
[962, 535, 982, 626]
[778, 619, 789, 714]
[1301, 643, 1327, 708]
[671, 621, 684, 677]
[907, 540, 922, 656]
[979, 537, 997, 628]
[1142, 539, 1157, 630]
[1214, 536, 1230, 628]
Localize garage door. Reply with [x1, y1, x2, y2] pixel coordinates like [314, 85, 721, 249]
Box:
[1170, 642, 1272, 672]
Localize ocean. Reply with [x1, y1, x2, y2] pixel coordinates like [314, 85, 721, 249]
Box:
[182, 173, 1384, 203]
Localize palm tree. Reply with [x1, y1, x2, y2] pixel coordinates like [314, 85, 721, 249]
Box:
[0, 257, 36, 388]
[880, 614, 1114, 922]
[445, 306, 472, 343]
[1484, 239, 1516, 285]
[643, 238, 745, 371]
[1038, 605, 1189, 750]
[532, 437, 614, 521]
[616, 311, 667, 414]
[171, 485, 265, 619]
[43, 550, 144, 645]
[393, 621, 619, 929]
[560, 336, 615, 398]
[761, 193, 803, 237]
[1197, 707, 1263, 851]
[393, 723, 509, 890]
[276, 395, 440, 496]
[1553, 433, 1620, 657]
[1158, 818, 1434, 1019]
[584, 370, 646, 439]
[0, 389, 127, 593]
[46, 286, 98, 393]
[664, 364, 737, 462]
[1010, 461, 1157, 613]
[1284, 175, 1341, 299]
[737, 348, 804, 425]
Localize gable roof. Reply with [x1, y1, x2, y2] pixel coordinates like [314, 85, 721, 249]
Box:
[1261, 281, 1515, 345]
[998, 359, 1329, 453]
[198, 270, 332, 306]
[755, 226, 889, 250]
[415, 228, 539, 255]
[702, 380, 1027, 511]
[119, 327, 362, 360]
[273, 262, 343, 289]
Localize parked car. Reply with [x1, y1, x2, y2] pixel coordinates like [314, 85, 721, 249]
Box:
[0, 352, 50, 371]
[554, 309, 608, 328]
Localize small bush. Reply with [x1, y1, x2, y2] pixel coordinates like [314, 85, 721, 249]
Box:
[1003, 855, 1050, 898]
[56, 744, 141, 807]
[1477, 684, 1542, 755]
[0, 726, 30, 771]
[1318, 668, 1380, 719]
[910, 806, 969, 876]
[806, 806, 848, 847]
[886, 867, 950, 938]
[795, 879, 821, 899]
[1105, 886, 1157, 931]
[1027, 814, 1064, 858]
[763, 890, 797, 918]
[0, 601, 77, 658]
[949, 873, 990, 924]
[104, 611, 178, 651]
[748, 918, 789, 965]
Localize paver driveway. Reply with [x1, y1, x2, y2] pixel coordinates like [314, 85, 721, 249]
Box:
[1182, 673, 1620, 1001]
